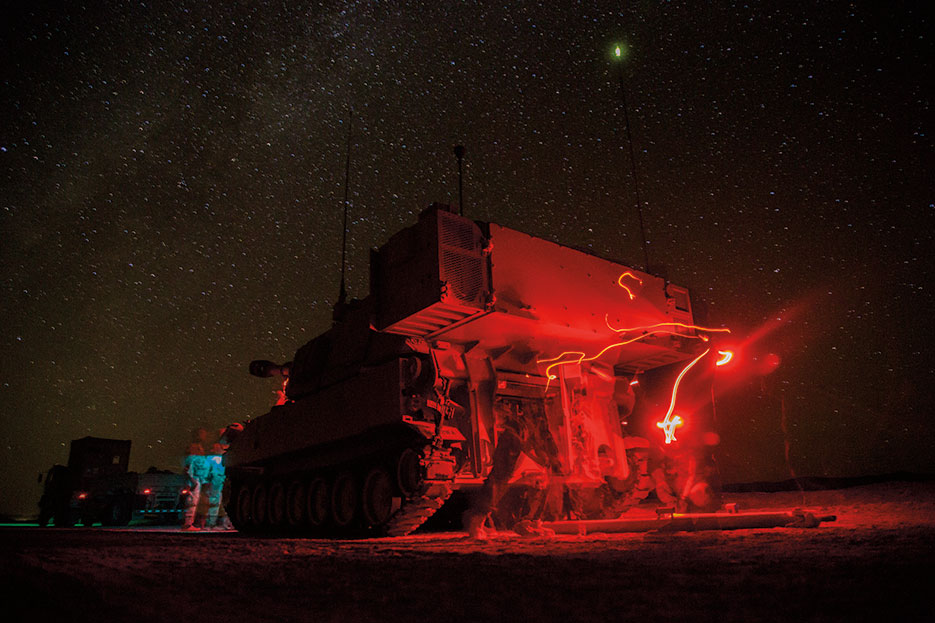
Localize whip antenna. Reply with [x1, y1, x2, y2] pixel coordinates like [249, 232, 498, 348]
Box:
[613, 44, 651, 272]
[453, 144, 466, 216]
[338, 110, 353, 306]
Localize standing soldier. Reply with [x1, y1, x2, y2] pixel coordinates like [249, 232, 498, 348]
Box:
[203, 441, 226, 529]
[210, 422, 243, 530]
[181, 428, 209, 531]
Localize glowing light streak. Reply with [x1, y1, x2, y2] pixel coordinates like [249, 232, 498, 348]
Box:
[656, 414, 683, 444]
[716, 350, 733, 366]
[536, 276, 732, 395]
[655, 348, 710, 445]
[538, 323, 730, 390]
[605, 319, 732, 337]
[538, 329, 686, 384]
[616, 271, 644, 300]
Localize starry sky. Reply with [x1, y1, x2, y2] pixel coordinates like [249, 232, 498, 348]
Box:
[1, 1, 931, 517]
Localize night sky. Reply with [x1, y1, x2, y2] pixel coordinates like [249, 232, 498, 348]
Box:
[1, 1, 931, 517]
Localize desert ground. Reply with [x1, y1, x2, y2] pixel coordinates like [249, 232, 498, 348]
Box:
[3, 479, 933, 622]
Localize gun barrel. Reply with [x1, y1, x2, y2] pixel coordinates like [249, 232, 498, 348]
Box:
[249, 360, 291, 378]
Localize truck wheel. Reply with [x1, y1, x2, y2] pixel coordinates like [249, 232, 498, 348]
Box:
[54, 509, 77, 527]
[103, 498, 132, 526]
[361, 467, 394, 527]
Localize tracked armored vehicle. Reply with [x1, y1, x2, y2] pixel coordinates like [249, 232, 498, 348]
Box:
[225, 204, 724, 537]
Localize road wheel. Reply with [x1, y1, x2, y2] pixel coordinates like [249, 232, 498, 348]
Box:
[306, 476, 329, 530]
[361, 467, 395, 528]
[252, 481, 269, 527]
[285, 479, 306, 529]
[234, 482, 253, 529]
[396, 448, 422, 498]
[331, 471, 357, 528]
[268, 480, 286, 528]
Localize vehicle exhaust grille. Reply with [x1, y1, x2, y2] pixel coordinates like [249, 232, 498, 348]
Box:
[439, 211, 477, 251]
[441, 250, 484, 302]
[438, 210, 486, 305]
[377, 207, 490, 337]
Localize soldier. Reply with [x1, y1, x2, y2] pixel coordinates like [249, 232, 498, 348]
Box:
[181, 428, 210, 530]
[203, 441, 227, 529]
[464, 398, 562, 539]
[209, 423, 243, 530]
[652, 448, 720, 513]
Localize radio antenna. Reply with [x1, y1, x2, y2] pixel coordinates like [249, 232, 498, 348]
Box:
[338, 109, 353, 307]
[453, 144, 466, 216]
[613, 44, 651, 273]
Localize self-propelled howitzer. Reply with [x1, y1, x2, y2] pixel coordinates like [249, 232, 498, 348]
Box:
[224, 204, 714, 537]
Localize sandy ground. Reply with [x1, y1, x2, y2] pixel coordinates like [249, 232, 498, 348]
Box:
[2, 480, 933, 622]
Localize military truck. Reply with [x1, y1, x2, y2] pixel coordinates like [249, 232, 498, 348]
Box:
[38, 436, 189, 527]
[226, 204, 728, 537]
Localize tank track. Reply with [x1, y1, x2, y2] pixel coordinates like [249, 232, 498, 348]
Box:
[226, 438, 458, 538]
[385, 481, 452, 537]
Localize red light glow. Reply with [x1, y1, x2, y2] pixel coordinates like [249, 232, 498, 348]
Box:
[656, 413, 683, 444]
[275, 378, 289, 406]
[142, 488, 152, 495]
[715, 350, 733, 366]
[759, 352, 781, 375]
[77, 492, 87, 500]
[655, 348, 710, 445]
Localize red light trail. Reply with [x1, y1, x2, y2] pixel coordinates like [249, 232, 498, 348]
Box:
[616, 271, 643, 300]
[605, 319, 732, 338]
[539, 329, 678, 383]
[656, 348, 710, 444]
[538, 322, 730, 386]
[716, 350, 733, 366]
[656, 413, 683, 445]
[535, 274, 733, 445]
